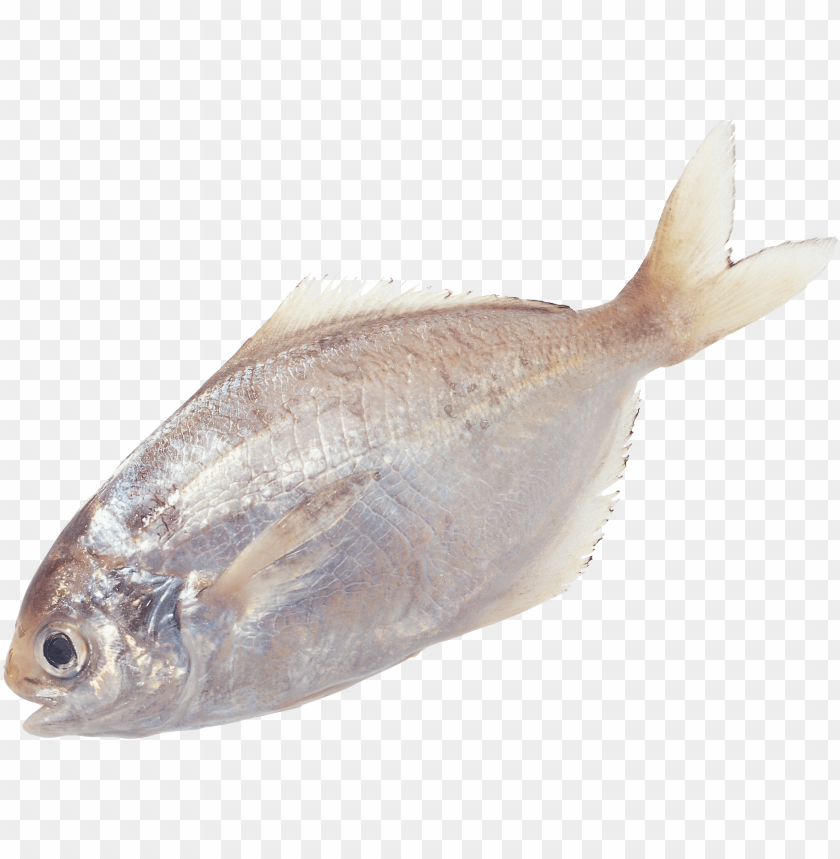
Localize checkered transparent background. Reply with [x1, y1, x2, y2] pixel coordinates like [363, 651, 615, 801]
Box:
[1, 3, 838, 857]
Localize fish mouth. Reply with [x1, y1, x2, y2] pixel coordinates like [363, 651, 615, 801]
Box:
[22, 700, 78, 738]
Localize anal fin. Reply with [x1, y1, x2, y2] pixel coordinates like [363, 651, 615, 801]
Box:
[464, 389, 640, 633]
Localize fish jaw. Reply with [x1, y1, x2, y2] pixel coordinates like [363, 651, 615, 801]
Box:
[12, 680, 85, 738]
[16, 656, 195, 739]
[22, 699, 177, 739]
[23, 699, 73, 738]
[9, 654, 187, 739]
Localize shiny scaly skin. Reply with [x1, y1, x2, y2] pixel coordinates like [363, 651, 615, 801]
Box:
[10, 123, 834, 737]
[10, 296, 667, 735]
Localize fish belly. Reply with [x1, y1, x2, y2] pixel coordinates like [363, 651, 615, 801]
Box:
[186, 365, 641, 726]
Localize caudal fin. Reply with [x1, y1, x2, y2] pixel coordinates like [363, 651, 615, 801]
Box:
[623, 121, 835, 365]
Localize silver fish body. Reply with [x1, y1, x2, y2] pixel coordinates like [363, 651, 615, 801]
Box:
[5, 122, 835, 737]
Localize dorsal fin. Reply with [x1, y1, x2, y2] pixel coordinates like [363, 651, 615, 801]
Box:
[208, 277, 574, 383]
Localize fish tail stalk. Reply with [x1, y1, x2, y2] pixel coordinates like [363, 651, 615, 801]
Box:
[619, 121, 835, 367]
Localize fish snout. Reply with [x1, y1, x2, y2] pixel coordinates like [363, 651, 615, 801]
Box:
[4, 637, 65, 706]
[6, 645, 75, 736]
[3, 645, 17, 685]
[3, 645, 38, 703]
[3, 643, 22, 690]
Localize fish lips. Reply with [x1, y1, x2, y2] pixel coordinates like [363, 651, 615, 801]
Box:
[23, 704, 112, 738]
[19, 685, 94, 737]
[22, 700, 72, 738]
[4, 654, 69, 737]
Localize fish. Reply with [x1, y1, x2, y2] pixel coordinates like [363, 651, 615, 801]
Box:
[4, 122, 835, 738]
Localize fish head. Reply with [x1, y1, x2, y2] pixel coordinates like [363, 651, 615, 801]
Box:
[5, 555, 191, 739]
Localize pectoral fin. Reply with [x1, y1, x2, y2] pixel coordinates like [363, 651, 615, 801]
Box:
[210, 471, 372, 603]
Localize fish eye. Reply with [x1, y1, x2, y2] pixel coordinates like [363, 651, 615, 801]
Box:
[43, 633, 75, 669]
[35, 623, 88, 678]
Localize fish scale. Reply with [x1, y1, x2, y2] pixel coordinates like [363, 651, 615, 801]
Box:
[4, 122, 835, 737]
[157, 306, 571, 572]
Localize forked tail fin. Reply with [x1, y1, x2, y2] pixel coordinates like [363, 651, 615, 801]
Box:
[621, 121, 835, 366]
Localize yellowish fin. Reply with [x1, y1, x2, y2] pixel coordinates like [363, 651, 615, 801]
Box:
[623, 120, 835, 366]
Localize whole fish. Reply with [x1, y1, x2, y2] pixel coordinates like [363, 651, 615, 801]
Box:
[4, 123, 835, 738]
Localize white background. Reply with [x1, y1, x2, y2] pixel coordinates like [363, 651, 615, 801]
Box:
[0, 2, 837, 857]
